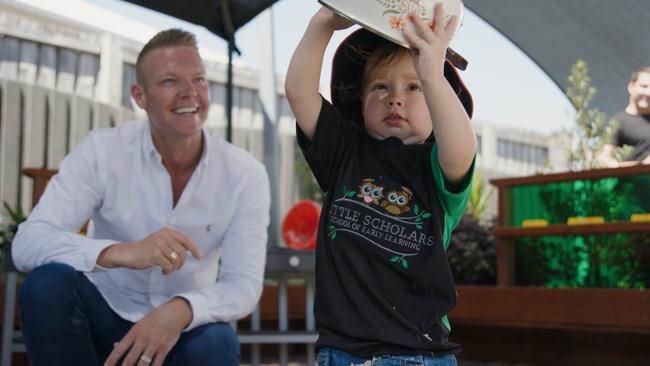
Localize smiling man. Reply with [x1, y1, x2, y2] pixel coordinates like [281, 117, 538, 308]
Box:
[12, 29, 270, 366]
[598, 67, 650, 168]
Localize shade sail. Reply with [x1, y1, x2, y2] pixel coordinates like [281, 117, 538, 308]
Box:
[464, 0, 650, 116]
[125, 0, 650, 118]
[123, 0, 279, 42]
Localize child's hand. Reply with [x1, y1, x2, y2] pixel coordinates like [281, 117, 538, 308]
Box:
[313, 7, 354, 32]
[402, 3, 458, 83]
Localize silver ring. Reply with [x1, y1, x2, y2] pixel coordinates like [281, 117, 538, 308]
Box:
[170, 251, 179, 261]
[140, 354, 153, 364]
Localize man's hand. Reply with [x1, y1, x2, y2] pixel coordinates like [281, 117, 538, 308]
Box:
[97, 227, 202, 275]
[641, 155, 650, 165]
[104, 298, 193, 366]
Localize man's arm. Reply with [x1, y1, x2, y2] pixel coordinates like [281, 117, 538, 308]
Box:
[642, 154, 650, 165]
[11, 135, 115, 272]
[11, 134, 200, 275]
[285, 7, 352, 139]
[596, 144, 623, 168]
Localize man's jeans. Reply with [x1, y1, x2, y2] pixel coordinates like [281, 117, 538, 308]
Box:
[19, 262, 239, 366]
[317, 347, 457, 366]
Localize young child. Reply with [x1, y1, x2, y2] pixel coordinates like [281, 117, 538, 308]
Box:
[285, 4, 476, 365]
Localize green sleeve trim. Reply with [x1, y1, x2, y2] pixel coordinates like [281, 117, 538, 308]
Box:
[441, 314, 451, 331]
[429, 144, 476, 250]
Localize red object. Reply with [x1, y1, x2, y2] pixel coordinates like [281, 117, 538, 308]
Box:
[282, 200, 321, 250]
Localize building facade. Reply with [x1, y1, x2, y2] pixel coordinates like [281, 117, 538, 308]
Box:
[0, 0, 298, 238]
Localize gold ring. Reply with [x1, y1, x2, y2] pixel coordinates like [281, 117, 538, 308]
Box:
[140, 354, 153, 364]
[170, 251, 179, 261]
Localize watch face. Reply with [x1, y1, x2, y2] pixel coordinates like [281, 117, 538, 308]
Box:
[319, 0, 465, 48]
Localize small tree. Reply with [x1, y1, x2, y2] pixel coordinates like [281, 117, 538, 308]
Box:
[564, 59, 617, 170]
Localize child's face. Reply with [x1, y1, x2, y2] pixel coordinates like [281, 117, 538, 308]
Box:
[361, 53, 433, 145]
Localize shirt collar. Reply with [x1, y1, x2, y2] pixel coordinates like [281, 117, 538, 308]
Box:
[142, 122, 211, 167]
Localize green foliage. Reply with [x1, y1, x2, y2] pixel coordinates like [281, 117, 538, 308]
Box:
[448, 216, 496, 285]
[294, 141, 323, 203]
[465, 169, 493, 223]
[0, 201, 27, 250]
[564, 60, 630, 169]
[1, 201, 27, 275]
[564, 60, 612, 170]
[519, 176, 650, 289]
[516, 234, 648, 289]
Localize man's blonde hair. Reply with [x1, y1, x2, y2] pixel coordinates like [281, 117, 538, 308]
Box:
[135, 28, 198, 84]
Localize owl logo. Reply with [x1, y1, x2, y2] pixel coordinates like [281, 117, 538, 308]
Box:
[357, 178, 384, 205]
[381, 187, 413, 215]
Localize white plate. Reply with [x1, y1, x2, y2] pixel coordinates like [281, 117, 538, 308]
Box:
[319, 0, 465, 48]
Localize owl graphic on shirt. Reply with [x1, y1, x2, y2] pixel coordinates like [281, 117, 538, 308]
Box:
[357, 178, 384, 206]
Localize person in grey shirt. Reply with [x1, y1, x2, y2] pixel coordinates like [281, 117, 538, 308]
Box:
[598, 67, 650, 167]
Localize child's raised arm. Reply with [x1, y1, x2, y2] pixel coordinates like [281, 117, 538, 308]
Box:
[285, 7, 352, 140]
[403, 5, 476, 183]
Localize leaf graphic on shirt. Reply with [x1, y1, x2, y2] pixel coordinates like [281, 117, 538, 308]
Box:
[422, 212, 431, 218]
[390, 255, 408, 269]
[341, 186, 357, 198]
[413, 205, 420, 215]
[328, 226, 337, 240]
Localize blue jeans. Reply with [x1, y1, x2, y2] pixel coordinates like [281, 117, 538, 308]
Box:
[19, 263, 239, 366]
[317, 347, 457, 366]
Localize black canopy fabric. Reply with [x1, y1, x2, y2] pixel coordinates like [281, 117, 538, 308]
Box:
[124, 0, 279, 43]
[125, 0, 650, 119]
[464, 0, 650, 117]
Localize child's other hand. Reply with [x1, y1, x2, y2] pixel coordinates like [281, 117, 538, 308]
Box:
[314, 7, 354, 31]
[402, 3, 458, 83]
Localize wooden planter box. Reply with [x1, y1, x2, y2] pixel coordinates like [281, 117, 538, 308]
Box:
[451, 286, 650, 332]
[448, 287, 650, 366]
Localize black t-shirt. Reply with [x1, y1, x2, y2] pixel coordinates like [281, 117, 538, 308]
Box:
[297, 97, 473, 357]
[610, 111, 650, 161]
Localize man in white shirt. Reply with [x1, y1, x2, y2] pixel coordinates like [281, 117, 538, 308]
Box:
[12, 28, 270, 366]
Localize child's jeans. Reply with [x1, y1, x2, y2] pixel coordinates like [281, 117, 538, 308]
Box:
[317, 347, 457, 366]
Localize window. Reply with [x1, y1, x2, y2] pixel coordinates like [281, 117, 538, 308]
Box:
[497, 138, 548, 165]
[121, 63, 136, 108]
[0, 35, 99, 96]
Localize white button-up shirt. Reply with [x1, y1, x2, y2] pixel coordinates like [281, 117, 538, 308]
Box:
[13, 121, 270, 330]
